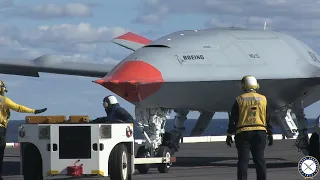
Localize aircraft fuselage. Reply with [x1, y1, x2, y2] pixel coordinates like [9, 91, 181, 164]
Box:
[97, 28, 320, 112]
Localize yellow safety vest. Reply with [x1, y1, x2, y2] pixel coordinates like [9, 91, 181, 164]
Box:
[235, 92, 267, 134]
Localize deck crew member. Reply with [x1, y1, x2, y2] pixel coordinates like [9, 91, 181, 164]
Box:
[90, 95, 134, 123]
[0, 80, 47, 180]
[226, 75, 273, 180]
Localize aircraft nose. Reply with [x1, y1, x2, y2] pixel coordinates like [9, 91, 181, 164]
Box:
[94, 60, 164, 103]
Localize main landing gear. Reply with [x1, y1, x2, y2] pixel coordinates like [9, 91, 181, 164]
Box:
[134, 106, 216, 174]
[274, 101, 318, 158]
[134, 106, 174, 174]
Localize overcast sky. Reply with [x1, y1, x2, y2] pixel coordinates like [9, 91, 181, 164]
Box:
[0, 0, 320, 121]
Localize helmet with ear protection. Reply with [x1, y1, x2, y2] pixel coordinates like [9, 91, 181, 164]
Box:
[0, 81, 7, 94]
[240, 75, 259, 91]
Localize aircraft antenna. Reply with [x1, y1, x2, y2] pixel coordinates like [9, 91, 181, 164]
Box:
[263, 21, 267, 30]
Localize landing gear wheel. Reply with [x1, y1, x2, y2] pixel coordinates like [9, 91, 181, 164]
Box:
[109, 144, 131, 180]
[135, 146, 151, 174]
[156, 146, 172, 173]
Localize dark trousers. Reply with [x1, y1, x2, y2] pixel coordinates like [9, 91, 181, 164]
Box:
[309, 132, 320, 162]
[0, 127, 6, 177]
[235, 130, 267, 180]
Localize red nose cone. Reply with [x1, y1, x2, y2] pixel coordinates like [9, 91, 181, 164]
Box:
[94, 60, 164, 103]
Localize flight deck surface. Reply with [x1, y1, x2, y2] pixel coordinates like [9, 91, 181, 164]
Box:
[3, 139, 306, 180]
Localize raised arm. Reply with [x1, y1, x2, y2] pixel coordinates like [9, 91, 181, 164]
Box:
[4, 97, 35, 113]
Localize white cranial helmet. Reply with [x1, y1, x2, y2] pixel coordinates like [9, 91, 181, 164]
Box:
[103, 95, 119, 105]
[108, 95, 118, 104]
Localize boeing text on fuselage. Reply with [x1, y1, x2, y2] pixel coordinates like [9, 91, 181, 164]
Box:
[174, 54, 205, 64]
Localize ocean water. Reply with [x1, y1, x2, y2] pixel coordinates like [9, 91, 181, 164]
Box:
[6, 119, 318, 142]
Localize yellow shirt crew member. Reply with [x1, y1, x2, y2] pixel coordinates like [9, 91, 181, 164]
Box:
[226, 77, 273, 137]
[226, 75, 273, 180]
[0, 80, 47, 180]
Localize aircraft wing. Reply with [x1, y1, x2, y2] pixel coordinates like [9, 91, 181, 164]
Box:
[0, 31, 152, 78]
[0, 55, 115, 78]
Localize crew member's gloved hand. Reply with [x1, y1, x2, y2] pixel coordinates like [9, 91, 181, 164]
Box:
[226, 135, 233, 147]
[34, 108, 47, 114]
[90, 117, 106, 124]
[267, 135, 273, 146]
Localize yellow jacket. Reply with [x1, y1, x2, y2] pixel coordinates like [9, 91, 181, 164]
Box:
[235, 92, 267, 134]
[0, 95, 35, 127]
[227, 91, 273, 136]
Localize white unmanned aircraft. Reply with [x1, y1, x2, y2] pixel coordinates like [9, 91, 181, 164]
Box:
[1, 26, 320, 170]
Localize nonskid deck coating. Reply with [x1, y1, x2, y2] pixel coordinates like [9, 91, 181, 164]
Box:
[2, 139, 309, 180]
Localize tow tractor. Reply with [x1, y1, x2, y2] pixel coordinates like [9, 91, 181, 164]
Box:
[18, 115, 176, 180]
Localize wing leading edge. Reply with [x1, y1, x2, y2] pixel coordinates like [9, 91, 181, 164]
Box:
[0, 55, 115, 78]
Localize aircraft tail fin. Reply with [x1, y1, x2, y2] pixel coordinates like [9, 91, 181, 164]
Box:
[111, 32, 152, 51]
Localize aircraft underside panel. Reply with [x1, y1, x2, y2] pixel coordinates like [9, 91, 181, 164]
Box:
[134, 78, 320, 112]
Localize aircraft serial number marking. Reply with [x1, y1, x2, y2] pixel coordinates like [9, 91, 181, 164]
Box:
[308, 51, 320, 63]
[248, 53, 260, 58]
